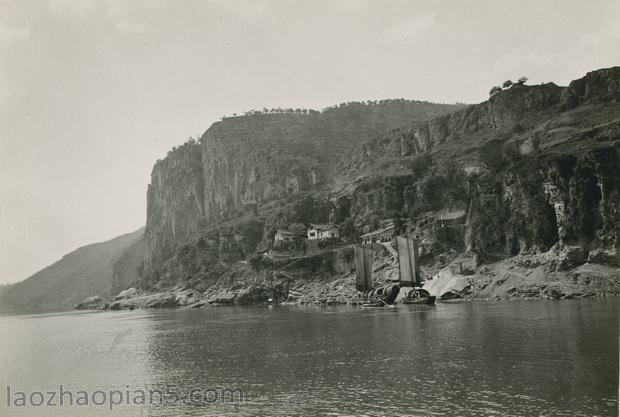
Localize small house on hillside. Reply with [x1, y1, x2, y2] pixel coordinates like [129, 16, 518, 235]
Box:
[307, 223, 339, 240]
[360, 224, 396, 245]
[274, 229, 304, 244]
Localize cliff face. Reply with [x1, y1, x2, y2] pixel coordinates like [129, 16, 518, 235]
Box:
[560, 67, 620, 109]
[199, 115, 324, 222]
[348, 82, 563, 164]
[144, 141, 204, 270]
[339, 67, 620, 267]
[136, 67, 619, 296]
[7, 70, 618, 313]
[141, 101, 465, 278]
[541, 150, 619, 250]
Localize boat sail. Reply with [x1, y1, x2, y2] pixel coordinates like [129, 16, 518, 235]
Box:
[354, 246, 374, 291]
[397, 236, 435, 305]
[396, 236, 419, 286]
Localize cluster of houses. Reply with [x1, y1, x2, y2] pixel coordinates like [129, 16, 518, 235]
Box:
[274, 212, 466, 248]
[274, 219, 398, 247]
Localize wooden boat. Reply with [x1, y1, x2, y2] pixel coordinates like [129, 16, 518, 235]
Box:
[354, 236, 433, 307]
[402, 287, 436, 305]
[355, 246, 399, 307]
[360, 284, 400, 307]
[396, 236, 435, 305]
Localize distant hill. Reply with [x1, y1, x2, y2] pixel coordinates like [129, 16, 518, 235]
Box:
[0, 283, 13, 299]
[0, 229, 144, 314]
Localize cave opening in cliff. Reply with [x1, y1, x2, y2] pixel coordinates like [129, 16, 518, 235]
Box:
[579, 170, 603, 243]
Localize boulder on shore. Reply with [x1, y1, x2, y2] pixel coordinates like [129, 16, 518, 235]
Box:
[75, 296, 108, 310]
[143, 293, 175, 308]
[114, 287, 138, 300]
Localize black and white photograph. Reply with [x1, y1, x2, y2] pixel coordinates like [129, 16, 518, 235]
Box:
[1, 1, 619, 416]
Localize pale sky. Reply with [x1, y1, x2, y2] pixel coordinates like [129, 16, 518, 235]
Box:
[1, 0, 619, 284]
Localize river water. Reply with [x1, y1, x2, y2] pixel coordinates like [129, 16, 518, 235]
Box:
[0, 299, 617, 416]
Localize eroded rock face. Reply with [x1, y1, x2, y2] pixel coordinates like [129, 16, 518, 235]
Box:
[466, 148, 619, 260]
[144, 141, 205, 270]
[342, 67, 620, 267]
[142, 102, 464, 277]
[136, 67, 619, 295]
[353, 82, 564, 161]
[542, 149, 619, 249]
[345, 145, 619, 266]
[200, 117, 324, 223]
[560, 67, 620, 109]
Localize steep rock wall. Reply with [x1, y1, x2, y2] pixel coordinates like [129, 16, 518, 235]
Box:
[143, 101, 464, 275]
[340, 67, 620, 266]
[144, 141, 204, 269]
[200, 115, 324, 222]
[140, 67, 619, 289]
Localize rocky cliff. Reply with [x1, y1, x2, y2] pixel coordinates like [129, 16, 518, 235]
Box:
[124, 67, 619, 306]
[140, 101, 465, 282]
[338, 68, 619, 268]
[6, 69, 618, 314]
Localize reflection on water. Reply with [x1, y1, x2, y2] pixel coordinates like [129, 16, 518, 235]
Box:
[0, 299, 618, 416]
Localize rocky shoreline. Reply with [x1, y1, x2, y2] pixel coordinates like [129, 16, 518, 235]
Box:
[76, 245, 620, 311]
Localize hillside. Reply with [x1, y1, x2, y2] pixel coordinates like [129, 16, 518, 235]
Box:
[335, 68, 620, 262]
[4, 68, 619, 312]
[142, 100, 465, 277]
[0, 228, 143, 313]
[130, 67, 619, 304]
[0, 100, 462, 313]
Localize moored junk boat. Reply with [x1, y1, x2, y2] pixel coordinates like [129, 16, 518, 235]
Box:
[360, 285, 400, 308]
[402, 287, 435, 305]
[396, 236, 435, 305]
[354, 246, 400, 307]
